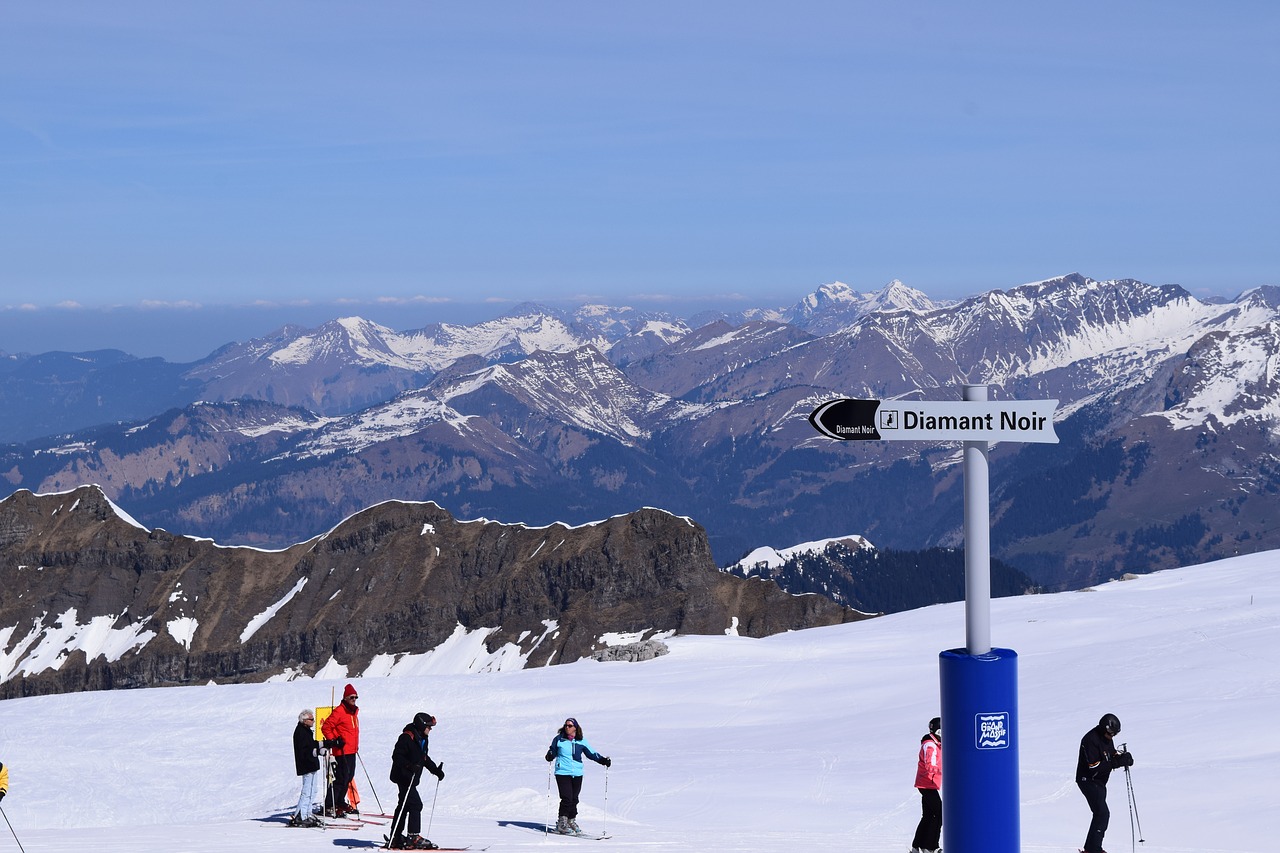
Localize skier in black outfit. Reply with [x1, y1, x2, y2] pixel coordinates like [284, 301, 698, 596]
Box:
[289, 709, 325, 827]
[1076, 713, 1134, 853]
[387, 712, 444, 850]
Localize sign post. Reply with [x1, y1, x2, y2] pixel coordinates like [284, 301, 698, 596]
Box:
[809, 387, 1057, 853]
[962, 382, 992, 656]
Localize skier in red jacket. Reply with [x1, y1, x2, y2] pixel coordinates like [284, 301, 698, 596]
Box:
[322, 683, 362, 816]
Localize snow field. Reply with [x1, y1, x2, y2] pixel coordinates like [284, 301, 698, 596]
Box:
[0, 552, 1276, 851]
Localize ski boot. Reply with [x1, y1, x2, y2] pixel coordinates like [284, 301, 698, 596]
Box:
[287, 813, 304, 827]
[555, 816, 572, 834]
[568, 818, 583, 835]
[406, 835, 438, 850]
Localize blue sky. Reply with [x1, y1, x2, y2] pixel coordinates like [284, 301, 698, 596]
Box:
[2, 2, 1277, 359]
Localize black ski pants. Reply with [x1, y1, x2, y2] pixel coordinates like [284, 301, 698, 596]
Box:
[911, 787, 942, 850]
[327, 753, 357, 811]
[390, 780, 424, 837]
[555, 773, 584, 819]
[1077, 780, 1110, 853]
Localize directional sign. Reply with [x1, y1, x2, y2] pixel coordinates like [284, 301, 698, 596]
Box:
[809, 398, 1058, 444]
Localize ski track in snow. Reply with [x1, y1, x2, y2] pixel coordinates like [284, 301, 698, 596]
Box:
[0, 551, 1277, 851]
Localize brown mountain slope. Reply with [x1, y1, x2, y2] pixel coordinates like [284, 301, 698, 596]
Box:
[0, 485, 864, 698]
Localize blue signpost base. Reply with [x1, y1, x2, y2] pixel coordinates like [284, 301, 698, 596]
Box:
[940, 647, 1019, 853]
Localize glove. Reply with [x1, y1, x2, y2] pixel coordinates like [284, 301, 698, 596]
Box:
[0, 790, 6, 802]
[323, 737, 342, 750]
[545, 750, 555, 762]
[432, 762, 445, 781]
[601, 756, 612, 768]
[1116, 752, 1134, 768]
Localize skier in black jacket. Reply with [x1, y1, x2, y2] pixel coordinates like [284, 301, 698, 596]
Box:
[387, 712, 444, 850]
[289, 709, 324, 827]
[1076, 713, 1135, 853]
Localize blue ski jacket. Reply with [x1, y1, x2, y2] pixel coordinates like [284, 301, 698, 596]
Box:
[547, 734, 605, 777]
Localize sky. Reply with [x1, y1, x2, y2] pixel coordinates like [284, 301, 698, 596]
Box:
[2, 2, 1278, 360]
[0, 548, 1275, 851]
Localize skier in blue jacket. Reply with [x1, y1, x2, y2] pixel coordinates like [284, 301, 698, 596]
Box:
[544, 717, 611, 836]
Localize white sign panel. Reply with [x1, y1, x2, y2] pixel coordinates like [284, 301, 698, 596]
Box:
[878, 400, 1058, 443]
[809, 398, 1059, 444]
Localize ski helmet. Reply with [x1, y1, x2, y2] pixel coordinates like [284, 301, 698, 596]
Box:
[928, 717, 941, 734]
[413, 712, 437, 730]
[1099, 713, 1121, 736]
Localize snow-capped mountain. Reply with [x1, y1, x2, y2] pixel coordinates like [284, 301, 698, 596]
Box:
[616, 319, 816, 398]
[174, 304, 695, 416]
[725, 536, 1034, 613]
[782, 279, 941, 334]
[2, 273, 1279, 589]
[730, 534, 876, 573]
[290, 347, 717, 464]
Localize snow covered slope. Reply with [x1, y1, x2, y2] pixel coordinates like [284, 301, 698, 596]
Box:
[0, 550, 1274, 851]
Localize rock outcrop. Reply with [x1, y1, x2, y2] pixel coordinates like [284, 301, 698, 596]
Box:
[0, 485, 864, 698]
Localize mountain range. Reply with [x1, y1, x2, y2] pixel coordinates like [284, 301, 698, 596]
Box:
[3, 273, 1278, 589]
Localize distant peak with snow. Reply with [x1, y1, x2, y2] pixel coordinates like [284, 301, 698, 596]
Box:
[730, 534, 875, 574]
[783, 279, 939, 334]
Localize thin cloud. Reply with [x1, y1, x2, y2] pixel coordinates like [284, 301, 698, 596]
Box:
[627, 292, 755, 304]
[560, 291, 756, 305]
[140, 299, 203, 310]
[375, 295, 454, 305]
[249, 299, 318, 309]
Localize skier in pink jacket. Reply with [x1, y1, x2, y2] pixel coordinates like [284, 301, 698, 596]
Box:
[911, 717, 942, 853]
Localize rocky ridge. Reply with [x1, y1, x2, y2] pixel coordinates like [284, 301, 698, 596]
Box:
[0, 485, 863, 698]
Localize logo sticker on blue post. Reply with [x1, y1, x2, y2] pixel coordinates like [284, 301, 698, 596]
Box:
[976, 711, 1010, 749]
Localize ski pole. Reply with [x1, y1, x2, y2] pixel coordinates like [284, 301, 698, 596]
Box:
[325, 750, 336, 816]
[357, 752, 385, 814]
[546, 762, 553, 837]
[387, 781, 412, 848]
[1125, 769, 1136, 853]
[1124, 764, 1145, 845]
[425, 776, 441, 840]
[0, 804, 27, 853]
[602, 764, 609, 839]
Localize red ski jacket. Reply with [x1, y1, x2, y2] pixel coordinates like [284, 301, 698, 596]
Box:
[914, 733, 941, 790]
[322, 701, 360, 756]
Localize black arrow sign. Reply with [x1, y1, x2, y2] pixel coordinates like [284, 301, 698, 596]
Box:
[808, 398, 882, 441]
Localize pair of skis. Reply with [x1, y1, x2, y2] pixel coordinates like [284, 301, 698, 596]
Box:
[546, 824, 611, 841]
[271, 818, 362, 831]
[378, 839, 481, 852]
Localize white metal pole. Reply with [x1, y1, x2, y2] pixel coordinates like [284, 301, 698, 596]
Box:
[962, 383, 992, 655]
